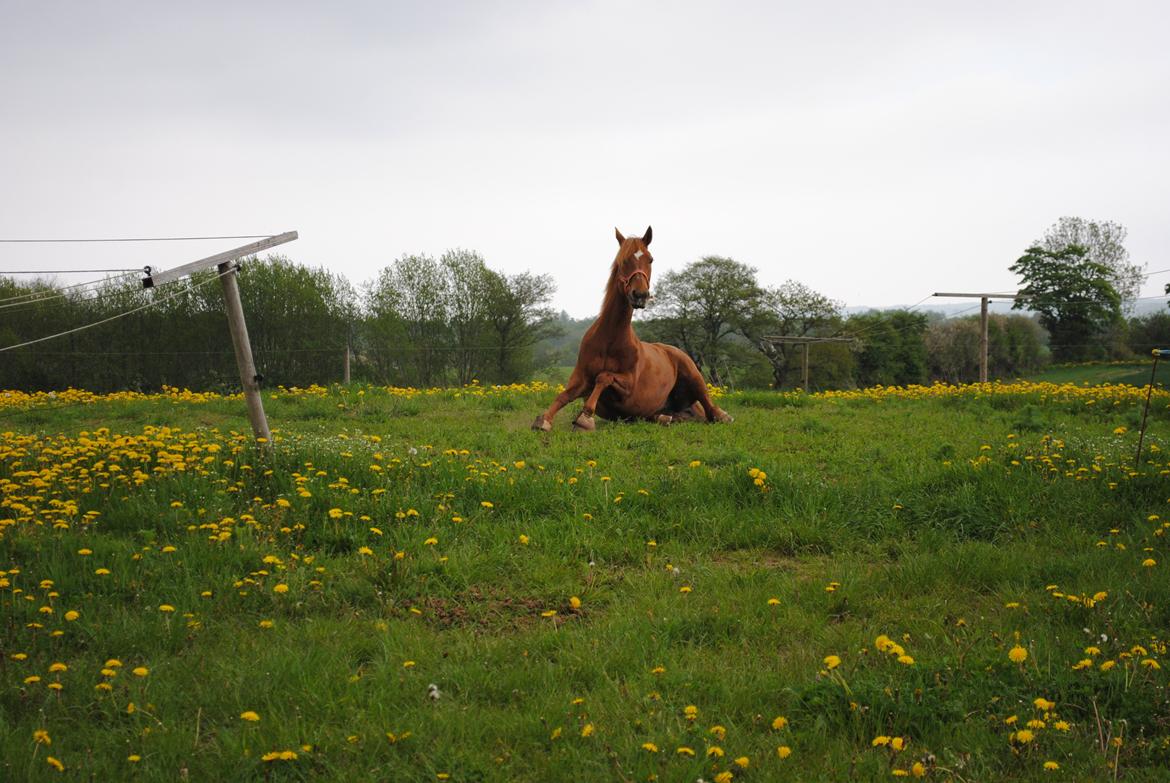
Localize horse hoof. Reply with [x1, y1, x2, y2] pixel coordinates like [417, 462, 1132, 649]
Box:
[655, 414, 673, 426]
[572, 412, 596, 431]
[531, 415, 552, 432]
[713, 409, 734, 424]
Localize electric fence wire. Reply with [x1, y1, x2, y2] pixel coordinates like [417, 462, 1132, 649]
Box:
[0, 234, 273, 243]
[0, 270, 142, 307]
[2, 268, 141, 274]
[0, 267, 234, 353]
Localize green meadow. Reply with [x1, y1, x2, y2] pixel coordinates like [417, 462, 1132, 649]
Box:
[2, 381, 1169, 781]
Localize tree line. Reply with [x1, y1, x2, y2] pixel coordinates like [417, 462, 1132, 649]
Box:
[637, 216, 1160, 389]
[1, 216, 1165, 393]
[0, 252, 556, 392]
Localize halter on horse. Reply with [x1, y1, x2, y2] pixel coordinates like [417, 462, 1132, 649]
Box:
[532, 226, 733, 432]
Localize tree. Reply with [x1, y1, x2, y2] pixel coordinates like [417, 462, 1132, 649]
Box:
[483, 271, 557, 382]
[364, 254, 452, 386]
[441, 249, 493, 385]
[739, 280, 842, 388]
[1038, 217, 1143, 305]
[1127, 311, 1170, 356]
[847, 310, 930, 386]
[1011, 245, 1121, 362]
[926, 314, 1047, 383]
[238, 255, 355, 387]
[646, 256, 763, 385]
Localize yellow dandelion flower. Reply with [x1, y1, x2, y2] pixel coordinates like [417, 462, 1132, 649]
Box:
[1008, 645, 1028, 663]
[240, 711, 260, 721]
[777, 745, 792, 759]
[823, 654, 842, 670]
[772, 715, 788, 730]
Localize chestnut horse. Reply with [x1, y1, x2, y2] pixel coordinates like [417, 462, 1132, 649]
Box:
[532, 226, 733, 432]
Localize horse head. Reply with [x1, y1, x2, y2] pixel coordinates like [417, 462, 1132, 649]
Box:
[613, 225, 653, 309]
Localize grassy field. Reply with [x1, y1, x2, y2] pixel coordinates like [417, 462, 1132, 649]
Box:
[2, 381, 1169, 782]
[1023, 361, 1169, 388]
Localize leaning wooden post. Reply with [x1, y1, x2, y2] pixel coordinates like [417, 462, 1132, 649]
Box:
[343, 328, 352, 386]
[142, 231, 296, 446]
[219, 261, 272, 444]
[802, 343, 810, 392]
[979, 296, 989, 383]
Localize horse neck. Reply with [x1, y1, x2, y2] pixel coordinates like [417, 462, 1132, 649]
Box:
[596, 267, 638, 347]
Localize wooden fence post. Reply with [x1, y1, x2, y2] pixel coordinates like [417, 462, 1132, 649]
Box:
[218, 261, 271, 444]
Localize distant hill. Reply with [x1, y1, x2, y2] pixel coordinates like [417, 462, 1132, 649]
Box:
[846, 297, 1170, 318]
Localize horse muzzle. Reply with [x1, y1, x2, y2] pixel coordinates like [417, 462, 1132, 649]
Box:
[630, 290, 649, 308]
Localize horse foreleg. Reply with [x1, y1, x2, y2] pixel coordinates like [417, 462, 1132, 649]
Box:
[574, 372, 627, 431]
[533, 371, 588, 431]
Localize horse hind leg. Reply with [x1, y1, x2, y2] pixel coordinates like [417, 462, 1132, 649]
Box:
[672, 371, 733, 424]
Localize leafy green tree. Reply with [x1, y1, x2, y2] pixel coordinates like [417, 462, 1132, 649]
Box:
[483, 271, 557, 382]
[847, 310, 930, 386]
[364, 254, 452, 386]
[926, 314, 1048, 383]
[739, 280, 843, 389]
[1038, 217, 1143, 305]
[1011, 245, 1121, 362]
[1128, 311, 1170, 355]
[646, 256, 763, 385]
[238, 255, 355, 387]
[441, 249, 493, 385]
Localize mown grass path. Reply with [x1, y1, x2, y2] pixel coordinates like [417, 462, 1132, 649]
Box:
[2, 382, 1169, 781]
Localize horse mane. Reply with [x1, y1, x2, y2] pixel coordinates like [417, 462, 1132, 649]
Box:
[600, 241, 632, 313]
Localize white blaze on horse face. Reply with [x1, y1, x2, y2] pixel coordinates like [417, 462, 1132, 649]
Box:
[634, 250, 644, 260]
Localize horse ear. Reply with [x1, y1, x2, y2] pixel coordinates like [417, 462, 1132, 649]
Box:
[615, 227, 626, 245]
[643, 226, 653, 246]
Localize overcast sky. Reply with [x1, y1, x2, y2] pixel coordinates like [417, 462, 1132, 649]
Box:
[2, 0, 1168, 317]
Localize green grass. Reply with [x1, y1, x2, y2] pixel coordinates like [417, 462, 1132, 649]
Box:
[2, 384, 1169, 781]
[1023, 360, 1169, 388]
